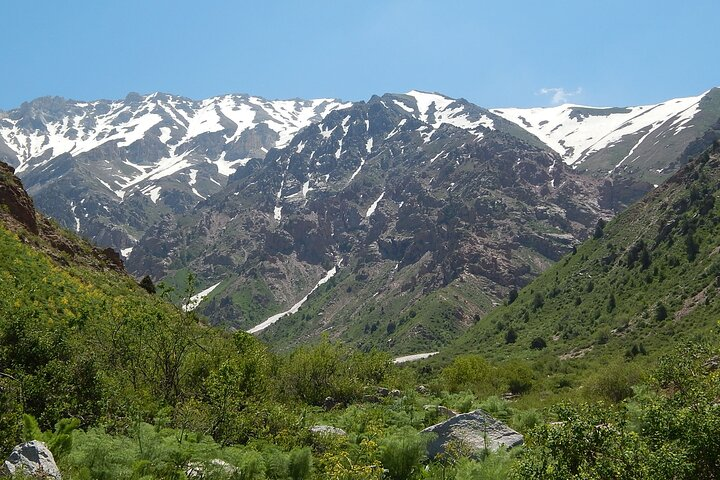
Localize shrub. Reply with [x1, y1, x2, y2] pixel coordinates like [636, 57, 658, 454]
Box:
[498, 360, 534, 395]
[530, 337, 547, 350]
[379, 428, 428, 480]
[288, 447, 312, 480]
[505, 327, 518, 344]
[586, 363, 642, 403]
[440, 354, 498, 396]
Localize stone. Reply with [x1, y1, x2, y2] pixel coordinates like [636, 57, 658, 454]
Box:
[437, 405, 458, 418]
[416, 385, 430, 395]
[323, 396, 338, 411]
[309, 425, 347, 436]
[3, 441, 62, 479]
[389, 389, 402, 397]
[423, 405, 457, 418]
[186, 459, 235, 478]
[421, 409, 523, 459]
[376, 387, 390, 397]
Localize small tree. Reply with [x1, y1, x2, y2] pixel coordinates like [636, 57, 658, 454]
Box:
[530, 337, 547, 350]
[593, 218, 607, 239]
[508, 288, 518, 305]
[655, 302, 668, 321]
[607, 293, 616, 313]
[532, 292, 544, 311]
[139, 275, 156, 294]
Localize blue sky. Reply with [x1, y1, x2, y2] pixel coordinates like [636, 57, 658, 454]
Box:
[2, 0, 717, 110]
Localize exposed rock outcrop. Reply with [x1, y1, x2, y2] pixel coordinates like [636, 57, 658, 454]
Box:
[0, 162, 38, 234]
[2, 441, 62, 479]
[421, 409, 523, 458]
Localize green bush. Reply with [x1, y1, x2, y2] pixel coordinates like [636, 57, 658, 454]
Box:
[379, 428, 429, 480]
[288, 447, 312, 480]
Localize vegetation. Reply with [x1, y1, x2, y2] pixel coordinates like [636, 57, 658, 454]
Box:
[2, 146, 720, 478]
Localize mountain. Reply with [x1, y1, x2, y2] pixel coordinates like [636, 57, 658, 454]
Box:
[447, 140, 720, 364]
[4, 87, 720, 355]
[128, 92, 617, 353]
[493, 88, 720, 193]
[0, 93, 349, 252]
[3, 88, 719, 260]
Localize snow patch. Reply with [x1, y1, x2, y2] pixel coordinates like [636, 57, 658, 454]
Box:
[349, 158, 366, 182]
[70, 201, 80, 232]
[183, 282, 222, 312]
[366, 191, 385, 218]
[492, 90, 707, 166]
[393, 352, 439, 364]
[247, 265, 340, 334]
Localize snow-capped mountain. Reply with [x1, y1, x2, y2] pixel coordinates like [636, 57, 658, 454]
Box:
[0, 93, 350, 249]
[1, 87, 718, 257]
[492, 88, 720, 184]
[0, 93, 349, 179]
[128, 93, 615, 352]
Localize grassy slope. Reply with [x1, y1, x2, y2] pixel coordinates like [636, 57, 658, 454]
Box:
[447, 143, 720, 371]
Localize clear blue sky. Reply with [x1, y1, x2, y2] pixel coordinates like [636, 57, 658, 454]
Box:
[2, 0, 717, 110]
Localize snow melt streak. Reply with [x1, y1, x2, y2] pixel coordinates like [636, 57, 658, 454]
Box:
[247, 266, 339, 334]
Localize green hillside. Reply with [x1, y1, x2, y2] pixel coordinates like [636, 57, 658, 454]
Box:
[441, 141, 720, 394]
[0, 161, 528, 479]
[2, 135, 720, 479]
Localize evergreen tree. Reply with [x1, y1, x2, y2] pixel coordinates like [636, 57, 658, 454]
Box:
[139, 275, 156, 294]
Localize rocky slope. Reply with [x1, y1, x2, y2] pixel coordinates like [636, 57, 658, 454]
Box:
[5, 87, 720, 354]
[447, 141, 720, 364]
[0, 160, 123, 272]
[129, 94, 617, 353]
[493, 88, 720, 191]
[0, 93, 349, 253]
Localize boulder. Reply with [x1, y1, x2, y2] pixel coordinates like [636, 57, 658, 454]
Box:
[421, 409, 523, 459]
[376, 387, 390, 397]
[323, 396, 338, 411]
[2, 441, 62, 479]
[186, 459, 235, 479]
[416, 385, 430, 395]
[309, 425, 347, 436]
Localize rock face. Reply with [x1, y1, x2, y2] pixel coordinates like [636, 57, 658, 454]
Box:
[0, 93, 349, 252]
[421, 409, 523, 458]
[0, 162, 38, 234]
[130, 93, 616, 353]
[2, 441, 62, 479]
[0, 160, 125, 273]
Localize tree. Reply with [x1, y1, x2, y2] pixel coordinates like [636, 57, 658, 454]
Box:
[508, 288, 519, 305]
[139, 275, 156, 294]
[607, 293, 616, 313]
[505, 327, 518, 344]
[532, 292, 544, 311]
[530, 337, 547, 350]
[593, 219, 607, 239]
